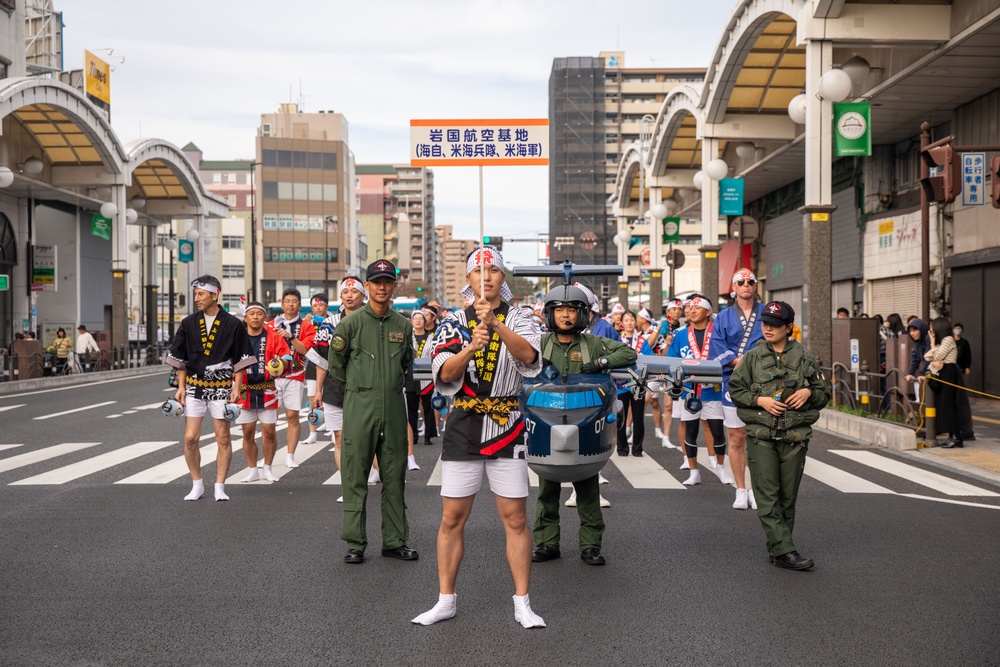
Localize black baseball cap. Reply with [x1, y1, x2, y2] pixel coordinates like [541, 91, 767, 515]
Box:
[760, 301, 795, 326]
[366, 259, 397, 281]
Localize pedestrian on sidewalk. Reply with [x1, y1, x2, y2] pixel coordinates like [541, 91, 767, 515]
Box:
[925, 317, 965, 449]
[952, 322, 975, 441]
[729, 301, 830, 571]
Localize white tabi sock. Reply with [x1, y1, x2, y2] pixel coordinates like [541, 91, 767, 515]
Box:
[411, 593, 457, 626]
[285, 454, 299, 468]
[368, 468, 381, 485]
[214, 482, 229, 501]
[513, 594, 545, 629]
[184, 479, 204, 501]
[407, 455, 420, 471]
[655, 428, 664, 439]
[241, 468, 259, 483]
[303, 432, 317, 444]
[263, 465, 279, 482]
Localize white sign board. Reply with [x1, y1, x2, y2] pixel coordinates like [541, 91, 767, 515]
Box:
[962, 152, 986, 207]
[850, 338, 860, 372]
[410, 119, 549, 167]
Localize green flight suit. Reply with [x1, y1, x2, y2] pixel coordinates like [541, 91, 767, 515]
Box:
[533, 332, 637, 553]
[729, 337, 830, 558]
[329, 303, 414, 552]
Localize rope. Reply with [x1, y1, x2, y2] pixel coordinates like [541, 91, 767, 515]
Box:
[925, 374, 1000, 401]
[915, 375, 929, 448]
[915, 373, 999, 449]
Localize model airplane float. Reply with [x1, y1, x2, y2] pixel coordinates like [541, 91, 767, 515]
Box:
[413, 261, 722, 482]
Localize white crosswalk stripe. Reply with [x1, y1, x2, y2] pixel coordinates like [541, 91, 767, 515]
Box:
[607, 454, 687, 489]
[804, 458, 894, 494]
[12, 441, 176, 485]
[831, 450, 999, 497]
[0, 444, 24, 452]
[0, 442, 102, 473]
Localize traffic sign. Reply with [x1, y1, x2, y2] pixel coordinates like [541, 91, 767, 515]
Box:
[579, 231, 598, 250]
[850, 339, 860, 372]
[640, 247, 651, 266]
[666, 249, 685, 269]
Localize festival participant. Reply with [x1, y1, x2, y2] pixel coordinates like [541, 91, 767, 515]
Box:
[236, 301, 291, 483]
[708, 269, 765, 510]
[658, 299, 685, 448]
[608, 303, 625, 332]
[531, 284, 636, 566]
[303, 293, 329, 445]
[412, 246, 544, 629]
[665, 297, 733, 486]
[729, 301, 829, 570]
[310, 278, 368, 502]
[617, 310, 653, 457]
[328, 262, 416, 564]
[166, 275, 255, 501]
[636, 307, 669, 447]
[268, 288, 316, 469]
[406, 310, 436, 454]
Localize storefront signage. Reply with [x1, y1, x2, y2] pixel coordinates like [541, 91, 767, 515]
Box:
[962, 152, 986, 207]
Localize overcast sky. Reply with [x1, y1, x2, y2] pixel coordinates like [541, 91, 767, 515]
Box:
[60, 0, 737, 268]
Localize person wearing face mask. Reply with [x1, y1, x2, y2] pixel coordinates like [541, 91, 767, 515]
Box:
[924, 318, 965, 449]
[951, 323, 975, 442]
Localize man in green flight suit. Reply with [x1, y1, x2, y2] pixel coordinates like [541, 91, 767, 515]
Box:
[531, 284, 637, 566]
[329, 259, 416, 565]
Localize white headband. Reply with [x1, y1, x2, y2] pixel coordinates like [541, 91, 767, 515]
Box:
[191, 280, 220, 294]
[340, 278, 367, 298]
[245, 303, 266, 314]
[732, 269, 757, 284]
[462, 247, 513, 301]
[690, 297, 713, 312]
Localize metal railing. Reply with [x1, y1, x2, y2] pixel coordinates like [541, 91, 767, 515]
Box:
[1, 344, 167, 382]
[824, 362, 920, 427]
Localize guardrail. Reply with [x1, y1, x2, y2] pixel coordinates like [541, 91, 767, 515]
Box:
[824, 361, 920, 428]
[1, 344, 167, 382]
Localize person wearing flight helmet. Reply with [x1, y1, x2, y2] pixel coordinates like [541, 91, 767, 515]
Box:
[531, 284, 637, 567]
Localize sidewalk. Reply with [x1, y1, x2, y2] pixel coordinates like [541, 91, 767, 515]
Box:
[895, 395, 1000, 489]
[0, 365, 166, 396]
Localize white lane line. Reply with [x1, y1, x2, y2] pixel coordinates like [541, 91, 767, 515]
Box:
[0, 442, 101, 473]
[33, 401, 116, 421]
[898, 493, 1000, 511]
[12, 441, 176, 484]
[226, 440, 326, 484]
[832, 450, 999, 497]
[116, 419, 298, 484]
[106, 415, 122, 419]
[804, 458, 894, 494]
[122, 411, 137, 415]
[0, 404, 26, 413]
[133, 402, 166, 410]
[0, 444, 24, 452]
[607, 452, 687, 489]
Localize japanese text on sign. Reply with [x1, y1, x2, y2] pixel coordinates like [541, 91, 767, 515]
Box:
[962, 152, 985, 207]
[410, 119, 549, 167]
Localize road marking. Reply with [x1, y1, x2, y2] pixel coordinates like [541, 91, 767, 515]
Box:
[33, 401, 116, 421]
[804, 458, 894, 494]
[323, 470, 342, 485]
[0, 442, 101, 473]
[0, 404, 25, 413]
[832, 450, 1000, 497]
[133, 402, 166, 411]
[12, 441, 176, 484]
[0, 444, 24, 452]
[0, 373, 162, 398]
[607, 453, 687, 489]
[898, 493, 1000, 511]
[122, 411, 137, 415]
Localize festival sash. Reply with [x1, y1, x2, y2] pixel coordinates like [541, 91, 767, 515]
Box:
[736, 303, 759, 357]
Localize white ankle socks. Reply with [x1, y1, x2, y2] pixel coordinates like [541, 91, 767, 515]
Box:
[214, 483, 229, 501]
[411, 593, 457, 626]
[241, 468, 259, 483]
[184, 480, 204, 501]
[303, 432, 317, 444]
[407, 455, 420, 471]
[285, 454, 299, 468]
[513, 594, 545, 629]
[263, 465, 279, 482]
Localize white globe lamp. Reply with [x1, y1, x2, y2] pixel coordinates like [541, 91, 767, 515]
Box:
[186, 228, 201, 242]
[705, 159, 729, 181]
[163, 238, 178, 251]
[819, 69, 853, 102]
[692, 171, 704, 191]
[787, 94, 808, 124]
[125, 208, 138, 224]
[0, 166, 13, 188]
[735, 142, 756, 160]
[100, 202, 118, 219]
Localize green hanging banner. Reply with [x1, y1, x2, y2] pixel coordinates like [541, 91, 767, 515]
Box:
[662, 217, 680, 244]
[833, 101, 872, 157]
[91, 213, 112, 241]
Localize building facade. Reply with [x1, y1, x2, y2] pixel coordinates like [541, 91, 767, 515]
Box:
[439, 224, 478, 308]
[391, 164, 436, 296]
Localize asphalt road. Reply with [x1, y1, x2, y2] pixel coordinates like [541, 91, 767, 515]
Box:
[1, 373, 998, 666]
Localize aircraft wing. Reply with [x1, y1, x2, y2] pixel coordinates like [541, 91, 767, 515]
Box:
[609, 355, 722, 386]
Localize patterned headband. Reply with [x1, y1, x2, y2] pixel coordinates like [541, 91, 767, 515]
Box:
[191, 280, 220, 294]
[340, 278, 367, 297]
[462, 246, 513, 301]
[690, 296, 713, 312]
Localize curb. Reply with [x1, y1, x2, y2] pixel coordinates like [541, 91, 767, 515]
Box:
[814, 409, 917, 451]
[0, 365, 167, 395]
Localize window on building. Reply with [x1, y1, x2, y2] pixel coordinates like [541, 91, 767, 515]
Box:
[264, 247, 273, 262]
[278, 150, 292, 168]
[227, 194, 237, 206]
[222, 265, 245, 278]
[294, 151, 308, 169]
[308, 183, 322, 201]
[322, 153, 338, 170]
[262, 181, 278, 199]
[222, 236, 244, 249]
[277, 182, 293, 199]
[245, 195, 253, 207]
[308, 152, 323, 170]
[323, 184, 338, 201]
[262, 149, 276, 167]
[327, 248, 339, 263]
[227, 173, 237, 185]
[261, 123, 271, 137]
[292, 182, 308, 200]
[212, 173, 221, 184]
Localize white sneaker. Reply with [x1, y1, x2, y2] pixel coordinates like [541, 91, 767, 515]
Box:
[748, 488, 757, 509]
[285, 454, 299, 469]
[717, 464, 735, 485]
[682, 469, 701, 486]
[733, 488, 749, 510]
[680, 458, 690, 470]
[565, 491, 578, 507]
[654, 428, 664, 439]
[599, 494, 611, 508]
[303, 432, 317, 444]
[368, 468, 381, 485]
[662, 436, 676, 449]
[598, 473, 609, 485]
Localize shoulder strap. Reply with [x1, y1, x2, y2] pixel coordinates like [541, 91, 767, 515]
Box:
[542, 334, 556, 362]
[580, 336, 592, 365]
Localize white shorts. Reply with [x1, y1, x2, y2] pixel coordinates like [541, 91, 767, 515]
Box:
[723, 404, 746, 429]
[646, 382, 664, 399]
[681, 399, 724, 422]
[275, 378, 304, 412]
[440, 458, 529, 499]
[306, 379, 317, 397]
[183, 396, 227, 420]
[322, 403, 344, 431]
[672, 399, 683, 419]
[235, 408, 277, 425]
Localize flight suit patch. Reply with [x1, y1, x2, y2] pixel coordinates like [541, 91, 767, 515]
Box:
[388, 331, 404, 343]
[570, 350, 583, 362]
[331, 334, 348, 354]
